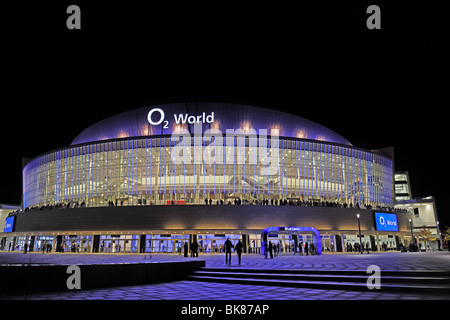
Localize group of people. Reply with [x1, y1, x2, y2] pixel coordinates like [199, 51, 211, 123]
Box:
[183, 238, 244, 265]
[40, 243, 52, 253]
[224, 238, 244, 265]
[199, 198, 407, 213]
[107, 200, 125, 206]
[10, 196, 409, 219]
[184, 241, 199, 257]
[264, 241, 316, 258]
[58, 242, 82, 253]
[346, 242, 371, 253]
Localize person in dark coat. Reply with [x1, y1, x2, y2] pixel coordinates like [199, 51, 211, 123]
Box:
[268, 241, 273, 259]
[192, 241, 199, 257]
[235, 240, 243, 265]
[304, 241, 309, 255]
[224, 238, 233, 265]
[184, 242, 188, 257]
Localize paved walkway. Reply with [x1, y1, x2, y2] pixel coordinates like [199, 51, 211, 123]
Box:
[2, 251, 450, 271]
[2, 251, 450, 300]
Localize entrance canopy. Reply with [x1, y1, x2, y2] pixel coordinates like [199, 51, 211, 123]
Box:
[261, 226, 322, 255]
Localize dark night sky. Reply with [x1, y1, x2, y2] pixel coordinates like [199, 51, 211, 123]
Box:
[1, 2, 449, 225]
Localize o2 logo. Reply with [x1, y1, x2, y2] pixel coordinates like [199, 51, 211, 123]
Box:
[147, 107, 215, 129]
[147, 108, 169, 129]
[374, 212, 398, 231]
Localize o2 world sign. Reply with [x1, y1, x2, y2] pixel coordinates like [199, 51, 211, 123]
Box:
[146, 107, 280, 176]
[374, 212, 399, 232]
[147, 108, 214, 129]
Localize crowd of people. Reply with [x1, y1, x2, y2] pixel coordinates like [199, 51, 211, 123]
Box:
[346, 242, 371, 253]
[8, 202, 86, 216]
[9, 197, 408, 218]
[263, 240, 317, 258]
[205, 197, 406, 213]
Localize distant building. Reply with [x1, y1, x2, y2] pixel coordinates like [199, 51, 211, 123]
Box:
[394, 171, 412, 201]
[394, 171, 442, 250]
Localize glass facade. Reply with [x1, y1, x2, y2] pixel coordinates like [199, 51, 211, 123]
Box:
[394, 172, 411, 201]
[23, 136, 393, 209]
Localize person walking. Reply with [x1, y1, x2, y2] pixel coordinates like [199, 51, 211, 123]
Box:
[235, 240, 243, 265]
[224, 238, 233, 265]
[194, 241, 199, 257]
[304, 241, 309, 255]
[190, 241, 195, 257]
[299, 241, 303, 255]
[268, 241, 273, 259]
[184, 242, 188, 257]
[264, 242, 268, 259]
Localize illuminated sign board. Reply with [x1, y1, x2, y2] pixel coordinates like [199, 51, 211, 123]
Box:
[374, 212, 398, 232]
[147, 107, 214, 128]
[284, 227, 301, 231]
[4, 216, 15, 232]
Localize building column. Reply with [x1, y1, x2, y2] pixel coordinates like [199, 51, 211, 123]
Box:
[29, 236, 35, 252]
[139, 235, 146, 253]
[0, 237, 5, 251]
[242, 234, 248, 253]
[370, 235, 376, 251]
[292, 234, 298, 254]
[394, 236, 400, 250]
[339, 235, 345, 252]
[12, 237, 17, 251]
[56, 235, 63, 252]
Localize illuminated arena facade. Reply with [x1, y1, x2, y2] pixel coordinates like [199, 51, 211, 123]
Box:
[23, 102, 393, 209]
[2, 103, 413, 255]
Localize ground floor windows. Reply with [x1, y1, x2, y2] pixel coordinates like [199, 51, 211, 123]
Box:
[321, 235, 336, 252]
[1, 232, 420, 254]
[343, 235, 372, 252]
[142, 234, 189, 253]
[376, 235, 397, 251]
[99, 235, 138, 253]
[248, 234, 261, 254]
[34, 236, 54, 252]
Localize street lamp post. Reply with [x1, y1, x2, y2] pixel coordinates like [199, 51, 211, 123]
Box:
[437, 221, 442, 251]
[357, 214, 362, 254]
[409, 218, 415, 244]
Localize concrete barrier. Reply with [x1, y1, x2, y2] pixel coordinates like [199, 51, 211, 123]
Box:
[0, 260, 205, 296]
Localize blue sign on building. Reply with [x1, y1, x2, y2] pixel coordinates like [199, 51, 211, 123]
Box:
[374, 212, 398, 232]
[4, 216, 15, 232]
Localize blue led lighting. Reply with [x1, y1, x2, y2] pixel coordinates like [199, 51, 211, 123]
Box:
[261, 226, 322, 256]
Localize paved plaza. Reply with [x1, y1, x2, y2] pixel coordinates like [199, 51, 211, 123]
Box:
[1, 251, 450, 300]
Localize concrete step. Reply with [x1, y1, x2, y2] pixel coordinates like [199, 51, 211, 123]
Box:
[193, 270, 450, 284]
[200, 267, 450, 278]
[187, 268, 450, 293]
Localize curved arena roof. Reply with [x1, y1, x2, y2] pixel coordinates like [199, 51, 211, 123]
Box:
[71, 102, 352, 146]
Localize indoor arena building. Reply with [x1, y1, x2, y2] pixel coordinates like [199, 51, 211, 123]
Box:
[1, 102, 415, 255]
